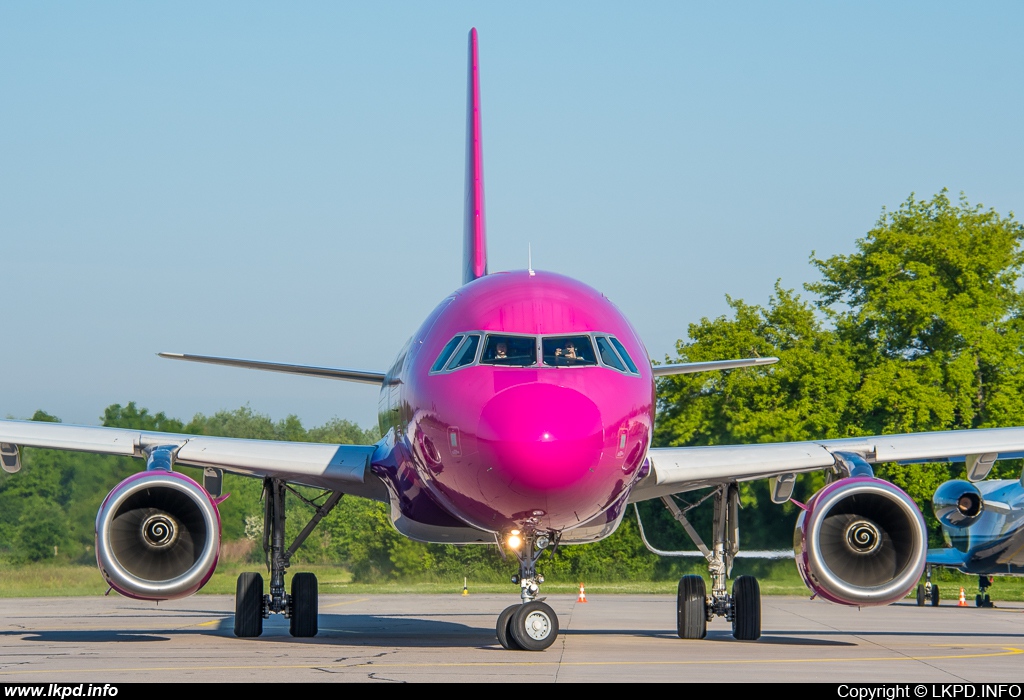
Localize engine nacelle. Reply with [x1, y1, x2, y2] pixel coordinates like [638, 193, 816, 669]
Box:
[794, 477, 927, 606]
[932, 479, 983, 529]
[96, 471, 221, 601]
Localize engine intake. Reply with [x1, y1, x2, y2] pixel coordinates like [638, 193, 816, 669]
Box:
[932, 479, 983, 529]
[794, 477, 926, 606]
[96, 471, 221, 600]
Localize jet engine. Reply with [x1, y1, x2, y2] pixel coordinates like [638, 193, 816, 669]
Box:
[95, 471, 221, 601]
[793, 477, 927, 606]
[932, 480, 983, 529]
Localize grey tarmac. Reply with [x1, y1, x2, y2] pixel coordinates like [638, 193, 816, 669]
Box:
[1, 594, 1022, 683]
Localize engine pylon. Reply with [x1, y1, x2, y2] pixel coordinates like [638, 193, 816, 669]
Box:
[577, 582, 588, 603]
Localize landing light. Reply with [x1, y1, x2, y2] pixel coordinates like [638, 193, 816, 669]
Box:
[507, 531, 523, 550]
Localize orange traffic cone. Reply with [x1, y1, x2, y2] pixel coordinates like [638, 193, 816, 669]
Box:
[958, 587, 967, 606]
[577, 582, 588, 603]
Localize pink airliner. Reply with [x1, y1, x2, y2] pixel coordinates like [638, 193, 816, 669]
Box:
[5, 29, 1024, 650]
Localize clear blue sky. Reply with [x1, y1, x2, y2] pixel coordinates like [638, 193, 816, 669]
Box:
[2, 2, 1022, 431]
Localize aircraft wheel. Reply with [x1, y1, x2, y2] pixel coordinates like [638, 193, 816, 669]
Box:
[984, 594, 992, 608]
[234, 572, 264, 638]
[732, 575, 761, 641]
[677, 575, 707, 639]
[976, 594, 983, 608]
[288, 572, 319, 637]
[916, 584, 925, 607]
[930, 585, 940, 607]
[509, 601, 559, 651]
[496, 604, 523, 650]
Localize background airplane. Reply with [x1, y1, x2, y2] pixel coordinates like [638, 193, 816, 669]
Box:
[4, 28, 1024, 652]
[915, 472, 1024, 608]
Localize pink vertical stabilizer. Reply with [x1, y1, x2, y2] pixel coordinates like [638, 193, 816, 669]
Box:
[463, 28, 488, 285]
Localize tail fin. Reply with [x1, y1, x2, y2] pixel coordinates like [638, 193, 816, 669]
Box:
[463, 28, 488, 285]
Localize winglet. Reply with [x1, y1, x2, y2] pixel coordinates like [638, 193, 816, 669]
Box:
[463, 28, 488, 285]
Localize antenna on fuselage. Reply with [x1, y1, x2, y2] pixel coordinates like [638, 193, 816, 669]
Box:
[528, 243, 534, 276]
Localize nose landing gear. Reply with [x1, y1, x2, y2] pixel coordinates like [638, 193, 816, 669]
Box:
[976, 575, 994, 608]
[496, 531, 560, 651]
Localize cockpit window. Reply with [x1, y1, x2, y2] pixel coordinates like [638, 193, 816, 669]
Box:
[542, 336, 598, 367]
[609, 336, 639, 373]
[595, 336, 626, 372]
[446, 334, 480, 370]
[481, 335, 537, 366]
[431, 335, 464, 373]
[431, 331, 638, 375]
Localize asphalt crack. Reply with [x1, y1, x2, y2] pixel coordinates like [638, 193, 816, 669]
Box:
[366, 672, 405, 683]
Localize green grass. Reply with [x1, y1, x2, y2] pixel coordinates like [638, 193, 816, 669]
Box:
[3, 561, 1023, 600]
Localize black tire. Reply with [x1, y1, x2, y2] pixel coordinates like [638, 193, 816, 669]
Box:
[976, 594, 983, 608]
[931, 585, 940, 607]
[677, 575, 707, 640]
[234, 572, 264, 638]
[509, 601, 559, 651]
[916, 584, 925, 607]
[984, 594, 992, 608]
[732, 575, 761, 641]
[496, 604, 523, 650]
[289, 572, 318, 638]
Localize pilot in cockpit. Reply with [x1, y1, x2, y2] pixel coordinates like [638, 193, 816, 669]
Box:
[495, 342, 508, 360]
[554, 340, 580, 363]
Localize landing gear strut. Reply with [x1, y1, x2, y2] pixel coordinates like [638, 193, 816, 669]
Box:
[976, 575, 993, 608]
[234, 478, 344, 638]
[636, 483, 762, 640]
[916, 566, 939, 607]
[496, 531, 559, 651]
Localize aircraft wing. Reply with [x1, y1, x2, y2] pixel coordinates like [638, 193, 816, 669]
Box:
[652, 357, 779, 377]
[158, 353, 386, 385]
[631, 426, 1024, 502]
[0, 418, 378, 492]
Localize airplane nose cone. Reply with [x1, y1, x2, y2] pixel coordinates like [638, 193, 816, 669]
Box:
[477, 383, 604, 491]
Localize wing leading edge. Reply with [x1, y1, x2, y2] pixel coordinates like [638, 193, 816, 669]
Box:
[653, 357, 779, 377]
[0, 418, 377, 492]
[158, 353, 385, 385]
[632, 426, 1024, 502]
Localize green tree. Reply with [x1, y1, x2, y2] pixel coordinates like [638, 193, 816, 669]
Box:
[810, 192, 1024, 509]
[654, 285, 858, 547]
[810, 191, 1024, 436]
[656, 192, 1024, 548]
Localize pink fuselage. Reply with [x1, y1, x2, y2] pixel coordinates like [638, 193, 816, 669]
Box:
[377, 270, 655, 537]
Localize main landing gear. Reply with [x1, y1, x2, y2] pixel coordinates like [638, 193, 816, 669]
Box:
[916, 565, 939, 607]
[234, 478, 344, 638]
[496, 532, 560, 651]
[636, 483, 761, 640]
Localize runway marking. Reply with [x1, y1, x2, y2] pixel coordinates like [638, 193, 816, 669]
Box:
[0, 647, 1020, 676]
[323, 598, 370, 609]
